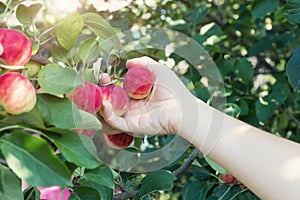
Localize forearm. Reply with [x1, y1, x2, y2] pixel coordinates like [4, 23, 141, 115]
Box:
[181, 98, 300, 200]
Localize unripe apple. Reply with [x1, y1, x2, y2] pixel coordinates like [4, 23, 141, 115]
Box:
[103, 132, 134, 149]
[123, 66, 155, 99]
[66, 81, 102, 114]
[0, 72, 36, 115]
[25, 60, 42, 78]
[0, 28, 32, 66]
[99, 73, 112, 85]
[100, 84, 129, 116]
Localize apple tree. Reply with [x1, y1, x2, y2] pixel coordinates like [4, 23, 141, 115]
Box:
[0, 0, 300, 199]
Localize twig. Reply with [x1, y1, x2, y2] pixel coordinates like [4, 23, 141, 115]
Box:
[31, 54, 52, 66]
[113, 191, 138, 200]
[172, 149, 200, 176]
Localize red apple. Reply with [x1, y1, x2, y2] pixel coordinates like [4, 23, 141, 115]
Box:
[0, 28, 32, 66]
[0, 72, 36, 115]
[100, 84, 129, 116]
[103, 132, 134, 149]
[123, 66, 155, 99]
[221, 174, 236, 183]
[66, 81, 102, 114]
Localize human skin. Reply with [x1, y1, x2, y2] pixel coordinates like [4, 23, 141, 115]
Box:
[101, 56, 300, 200]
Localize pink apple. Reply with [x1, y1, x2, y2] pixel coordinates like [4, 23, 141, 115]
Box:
[123, 66, 155, 99]
[99, 73, 112, 85]
[38, 186, 71, 200]
[66, 81, 102, 114]
[103, 132, 134, 149]
[0, 72, 36, 115]
[100, 84, 129, 116]
[0, 28, 32, 66]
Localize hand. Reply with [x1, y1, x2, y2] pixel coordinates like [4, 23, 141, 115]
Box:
[101, 56, 199, 136]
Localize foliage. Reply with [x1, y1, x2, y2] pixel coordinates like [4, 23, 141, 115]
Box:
[0, 0, 300, 199]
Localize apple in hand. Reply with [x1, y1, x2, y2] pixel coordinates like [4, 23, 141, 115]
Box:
[100, 84, 129, 116]
[123, 66, 155, 99]
[66, 81, 102, 114]
[0, 72, 36, 115]
[0, 28, 32, 66]
[103, 132, 133, 149]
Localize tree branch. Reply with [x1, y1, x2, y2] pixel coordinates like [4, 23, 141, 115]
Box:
[31, 54, 52, 65]
[172, 149, 200, 176]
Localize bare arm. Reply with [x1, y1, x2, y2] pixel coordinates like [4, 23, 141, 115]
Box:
[101, 56, 300, 200]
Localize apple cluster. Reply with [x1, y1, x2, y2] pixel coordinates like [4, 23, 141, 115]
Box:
[68, 66, 155, 149]
[0, 29, 36, 115]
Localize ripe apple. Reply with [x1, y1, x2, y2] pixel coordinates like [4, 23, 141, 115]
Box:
[221, 174, 236, 183]
[123, 66, 155, 99]
[38, 186, 71, 200]
[99, 84, 129, 116]
[0, 72, 36, 115]
[0, 28, 32, 66]
[66, 81, 102, 114]
[103, 132, 134, 149]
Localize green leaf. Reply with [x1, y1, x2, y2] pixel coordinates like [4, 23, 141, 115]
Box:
[251, 0, 279, 19]
[82, 12, 122, 50]
[75, 110, 102, 130]
[50, 44, 69, 63]
[255, 98, 276, 123]
[23, 187, 40, 200]
[57, 12, 84, 51]
[204, 156, 228, 174]
[69, 186, 100, 200]
[84, 166, 114, 189]
[0, 131, 72, 187]
[134, 170, 176, 200]
[234, 58, 254, 84]
[38, 64, 84, 95]
[182, 181, 213, 200]
[281, 0, 300, 24]
[1, 105, 45, 128]
[36, 94, 81, 129]
[116, 149, 139, 171]
[286, 45, 300, 91]
[184, 5, 208, 24]
[0, 165, 23, 200]
[78, 38, 100, 64]
[43, 128, 101, 169]
[16, 3, 42, 25]
[79, 179, 113, 200]
[219, 103, 241, 118]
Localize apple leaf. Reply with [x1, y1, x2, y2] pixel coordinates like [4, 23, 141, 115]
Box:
[50, 44, 69, 63]
[134, 170, 176, 200]
[286, 45, 300, 91]
[38, 64, 84, 95]
[0, 165, 23, 200]
[78, 38, 100, 65]
[57, 12, 84, 51]
[0, 131, 72, 187]
[204, 156, 228, 174]
[42, 128, 101, 169]
[251, 0, 279, 19]
[182, 181, 214, 200]
[16, 3, 42, 26]
[75, 110, 102, 130]
[84, 166, 114, 189]
[82, 12, 122, 50]
[69, 186, 100, 200]
[280, 0, 300, 24]
[36, 94, 81, 130]
[1, 105, 45, 129]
